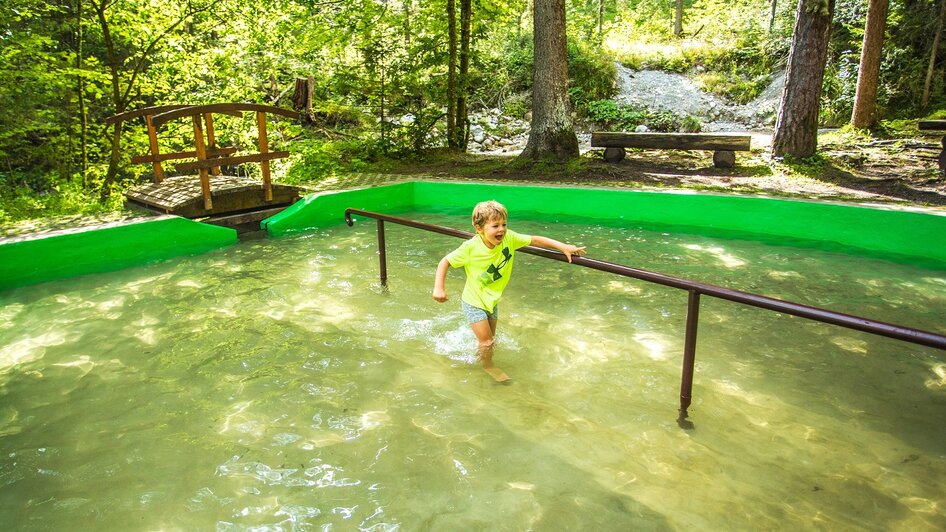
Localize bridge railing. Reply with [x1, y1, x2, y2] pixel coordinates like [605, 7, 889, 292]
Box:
[106, 103, 300, 210]
[344, 208, 946, 429]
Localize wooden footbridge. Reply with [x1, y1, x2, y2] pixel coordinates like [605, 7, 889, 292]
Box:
[107, 103, 303, 230]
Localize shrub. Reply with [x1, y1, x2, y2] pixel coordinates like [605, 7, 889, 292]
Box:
[481, 33, 617, 111]
[0, 174, 122, 223]
[582, 99, 701, 132]
[310, 101, 367, 129]
[567, 40, 618, 106]
[500, 92, 531, 119]
[283, 137, 372, 184]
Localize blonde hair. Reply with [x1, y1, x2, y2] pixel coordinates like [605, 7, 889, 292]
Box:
[472, 200, 507, 229]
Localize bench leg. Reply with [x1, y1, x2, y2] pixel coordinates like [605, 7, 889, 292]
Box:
[603, 147, 626, 163]
[713, 150, 736, 168]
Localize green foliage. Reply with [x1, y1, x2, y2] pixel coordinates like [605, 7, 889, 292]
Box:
[474, 32, 616, 112]
[566, 40, 618, 106]
[773, 152, 833, 179]
[0, 1, 88, 179]
[584, 100, 646, 129]
[500, 93, 531, 119]
[311, 102, 369, 129]
[680, 115, 703, 133]
[283, 137, 372, 184]
[695, 72, 767, 105]
[583, 99, 702, 132]
[0, 174, 122, 223]
[3, 0, 946, 225]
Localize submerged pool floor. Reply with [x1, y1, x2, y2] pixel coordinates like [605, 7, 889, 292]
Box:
[1, 212, 945, 530]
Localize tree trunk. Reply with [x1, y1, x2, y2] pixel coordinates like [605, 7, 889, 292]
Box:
[769, 0, 778, 31]
[307, 75, 315, 118]
[597, 0, 604, 43]
[403, 0, 412, 45]
[519, 0, 533, 39]
[292, 76, 315, 121]
[520, 0, 579, 160]
[379, 61, 386, 143]
[850, 0, 888, 128]
[456, 0, 471, 150]
[772, 0, 835, 158]
[104, 122, 123, 199]
[674, 0, 683, 36]
[292, 78, 308, 113]
[922, 0, 946, 109]
[96, 0, 124, 198]
[77, 0, 88, 179]
[446, 0, 457, 149]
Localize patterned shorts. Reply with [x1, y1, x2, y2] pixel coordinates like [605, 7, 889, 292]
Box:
[462, 301, 498, 324]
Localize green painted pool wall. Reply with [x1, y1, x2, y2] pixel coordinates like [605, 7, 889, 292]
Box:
[413, 182, 946, 266]
[265, 181, 946, 269]
[0, 217, 237, 291]
[261, 182, 415, 236]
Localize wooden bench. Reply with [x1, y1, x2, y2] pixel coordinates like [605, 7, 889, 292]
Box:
[591, 132, 752, 168]
[918, 120, 946, 171]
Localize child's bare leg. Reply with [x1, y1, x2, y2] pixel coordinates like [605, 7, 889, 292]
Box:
[471, 319, 495, 365]
[471, 319, 509, 382]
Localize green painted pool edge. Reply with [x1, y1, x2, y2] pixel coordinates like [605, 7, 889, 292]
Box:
[0, 217, 237, 291]
[261, 182, 416, 234]
[262, 181, 946, 270]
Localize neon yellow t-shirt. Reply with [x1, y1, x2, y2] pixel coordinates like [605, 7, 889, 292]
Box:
[446, 229, 532, 312]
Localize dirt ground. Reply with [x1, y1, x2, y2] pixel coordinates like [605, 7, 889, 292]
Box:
[339, 134, 946, 212]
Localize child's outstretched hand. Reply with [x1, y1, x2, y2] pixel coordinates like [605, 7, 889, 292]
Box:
[562, 245, 586, 263]
[432, 288, 449, 302]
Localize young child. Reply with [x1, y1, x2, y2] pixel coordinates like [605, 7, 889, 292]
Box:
[432, 200, 586, 382]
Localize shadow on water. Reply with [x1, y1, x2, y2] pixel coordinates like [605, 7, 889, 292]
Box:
[694, 304, 946, 459]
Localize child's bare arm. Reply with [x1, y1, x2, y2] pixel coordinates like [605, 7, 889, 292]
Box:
[531, 235, 586, 263]
[432, 256, 451, 302]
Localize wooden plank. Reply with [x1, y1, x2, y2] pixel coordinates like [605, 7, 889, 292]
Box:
[124, 175, 301, 218]
[257, 111, 273, 201]
[105, 104, 192, 125]
[204, 113, 221, 176]
[174, 151, 290, 173]
[192, 115, 213, 210]
[918, 120, 946, 131]
[130, 147, 238, 165]
[202, 206, 289, 232]
[145, 114, 164, 183]
[591, 132, 752, 151]
[151, 103, 300, 127]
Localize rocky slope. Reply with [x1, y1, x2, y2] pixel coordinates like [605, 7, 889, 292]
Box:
[466, 64, 785, 154]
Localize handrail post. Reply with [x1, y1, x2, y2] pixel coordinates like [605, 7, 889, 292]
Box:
[377, 219, 387, 286]
[678, 289, 700, 430]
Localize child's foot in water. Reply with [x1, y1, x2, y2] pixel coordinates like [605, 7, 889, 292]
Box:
[484, 366, 511, 382]
[478, 353, 510, 382]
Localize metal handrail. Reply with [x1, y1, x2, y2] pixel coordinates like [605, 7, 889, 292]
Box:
[344, 208, 946, 428]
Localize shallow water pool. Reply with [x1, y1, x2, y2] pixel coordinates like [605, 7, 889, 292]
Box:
[1, 212, 945, 530]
